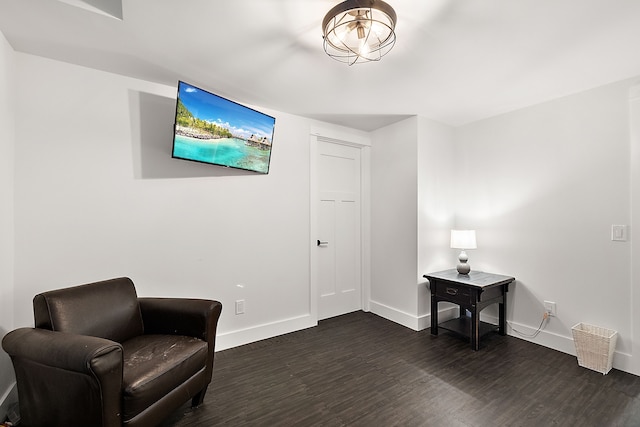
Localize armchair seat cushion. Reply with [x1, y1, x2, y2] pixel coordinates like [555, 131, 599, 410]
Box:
[122, 334, 208, 420]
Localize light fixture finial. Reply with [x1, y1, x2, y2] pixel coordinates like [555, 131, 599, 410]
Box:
[322, 0, 397, 65]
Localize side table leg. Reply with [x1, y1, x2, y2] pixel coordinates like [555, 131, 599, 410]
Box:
[471, 304, 479, 350]
[499, 288, 507, 335]
[431, 292, 438, 336]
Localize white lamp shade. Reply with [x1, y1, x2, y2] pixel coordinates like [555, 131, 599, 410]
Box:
[450, 230, 477, 250]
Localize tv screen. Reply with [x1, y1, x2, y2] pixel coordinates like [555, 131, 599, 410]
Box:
[171, 81, 276, 174]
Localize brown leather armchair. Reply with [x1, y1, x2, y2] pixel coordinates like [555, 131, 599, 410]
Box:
[2, 277, 223, 427]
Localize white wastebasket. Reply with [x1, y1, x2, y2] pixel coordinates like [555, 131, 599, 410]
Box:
[571, 323, 617, 375]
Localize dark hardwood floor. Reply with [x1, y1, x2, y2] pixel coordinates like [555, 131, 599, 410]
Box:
[162, 311, 640, 426]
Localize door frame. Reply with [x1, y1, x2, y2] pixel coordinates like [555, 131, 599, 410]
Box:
[309, 125, 371, 323]
[630, 84, 640, 376]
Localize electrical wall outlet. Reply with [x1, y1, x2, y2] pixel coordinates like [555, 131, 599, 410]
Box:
[235, 299, 245, 315]
[544, 300, 556, 317]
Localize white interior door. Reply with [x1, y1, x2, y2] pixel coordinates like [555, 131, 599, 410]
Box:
[317, 141, 362, 320]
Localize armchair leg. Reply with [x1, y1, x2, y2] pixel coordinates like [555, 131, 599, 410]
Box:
[191, 386, 208, 407]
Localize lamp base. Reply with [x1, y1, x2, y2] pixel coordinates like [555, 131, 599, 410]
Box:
[456, 263, 471, 275]
[457, 250, 471, 274]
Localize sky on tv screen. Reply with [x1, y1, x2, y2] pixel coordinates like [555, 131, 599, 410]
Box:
[178, 82, 275, 141]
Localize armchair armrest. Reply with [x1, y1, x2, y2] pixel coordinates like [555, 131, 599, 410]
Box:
[2, 328, 123, 426]
[3, 328, 122, 371]
[138, 298, 222, 341]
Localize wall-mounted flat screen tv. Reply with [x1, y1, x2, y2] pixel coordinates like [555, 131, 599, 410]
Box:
[172, 81, 276, 174]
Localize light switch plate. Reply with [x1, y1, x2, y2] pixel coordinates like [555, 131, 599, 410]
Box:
[611, 225, 628, 241]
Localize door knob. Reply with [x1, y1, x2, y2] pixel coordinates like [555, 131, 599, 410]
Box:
[317, 240, 329, 246]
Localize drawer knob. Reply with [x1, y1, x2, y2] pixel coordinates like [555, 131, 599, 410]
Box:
[446, 287, 458, 296]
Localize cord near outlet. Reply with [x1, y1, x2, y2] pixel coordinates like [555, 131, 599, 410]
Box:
[544, 300, 556, 317]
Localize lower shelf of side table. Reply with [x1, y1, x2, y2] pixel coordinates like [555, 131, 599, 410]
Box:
[439, 316, 498, 340]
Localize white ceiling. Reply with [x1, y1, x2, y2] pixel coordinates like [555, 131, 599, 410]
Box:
[2, 0, 640, 131]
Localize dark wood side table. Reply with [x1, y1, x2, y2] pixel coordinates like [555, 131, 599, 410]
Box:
[424, 269, 515, 350]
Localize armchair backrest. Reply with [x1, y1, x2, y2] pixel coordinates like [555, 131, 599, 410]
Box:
[33, 277, 144, 343]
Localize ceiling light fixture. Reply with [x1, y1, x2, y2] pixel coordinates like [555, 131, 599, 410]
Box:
[322, 0, 397, 65]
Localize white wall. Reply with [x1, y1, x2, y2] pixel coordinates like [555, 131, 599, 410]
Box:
[455, 78, 635, 371]
[11, 52, 363, 350]
[417, 117, 456, 321]
[370, 116, 456, 329]
[0, 30, 16, 416]
[370, 118, 419, 326]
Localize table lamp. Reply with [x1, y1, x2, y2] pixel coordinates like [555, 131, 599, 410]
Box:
[450, 230, 477, 275]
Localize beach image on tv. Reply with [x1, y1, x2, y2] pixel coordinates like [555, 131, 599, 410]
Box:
[172, 81, 275, 174]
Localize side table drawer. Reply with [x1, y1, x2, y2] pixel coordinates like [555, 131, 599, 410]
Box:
[434, 282, 472, 305]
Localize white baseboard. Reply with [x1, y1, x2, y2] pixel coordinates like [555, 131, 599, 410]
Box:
[369, 300, 420, 330]
[369, 300, 459, 331]
[216, 314, 317, 351]
[494, 315, 634, 374]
